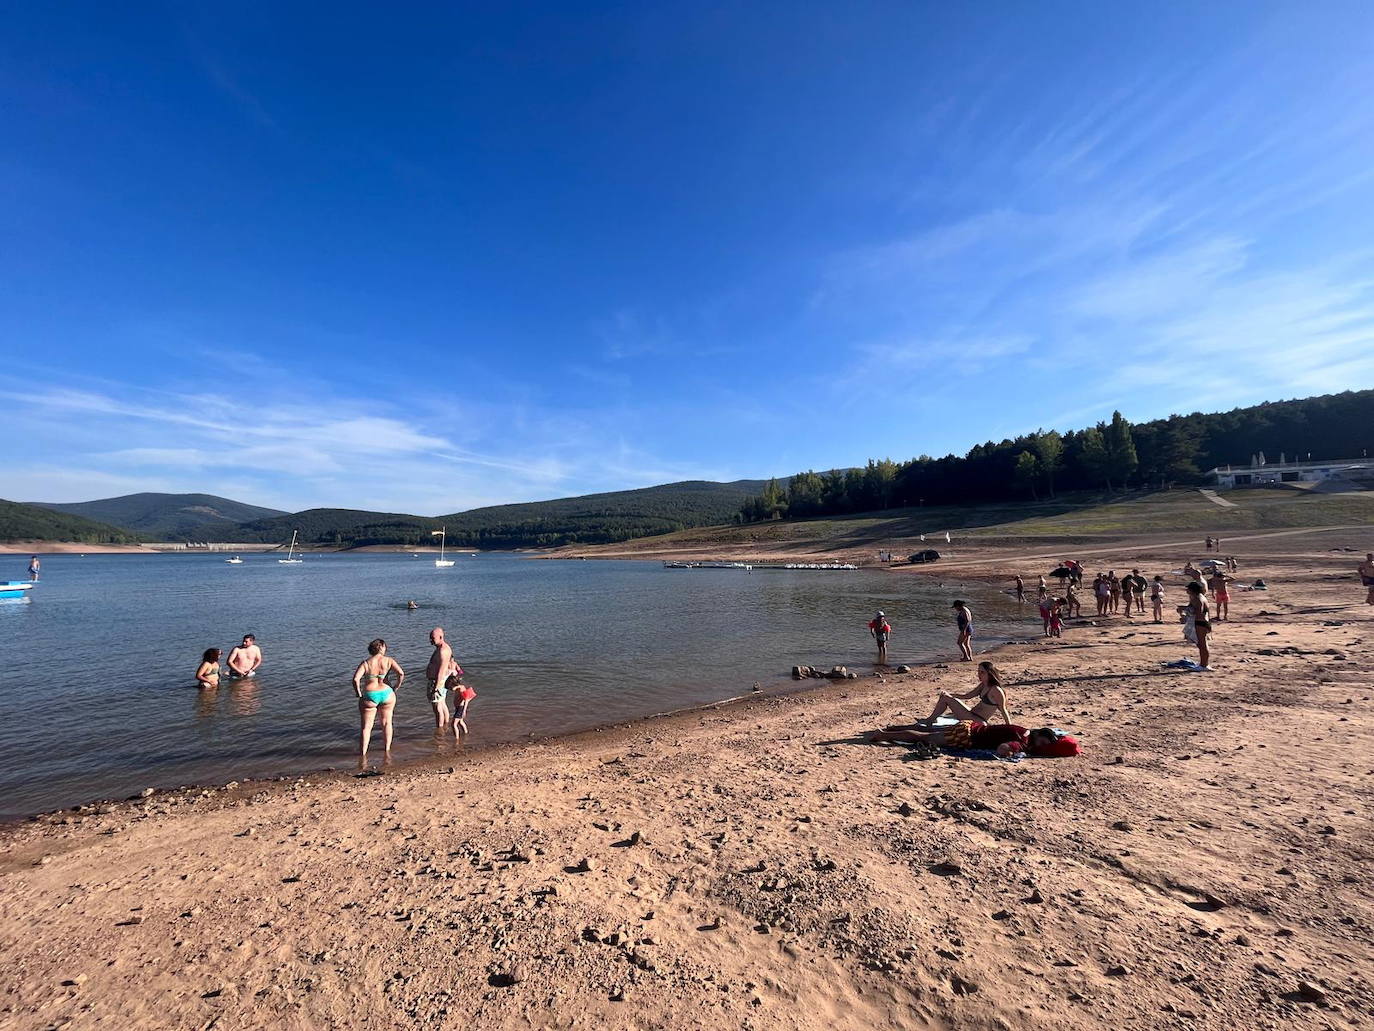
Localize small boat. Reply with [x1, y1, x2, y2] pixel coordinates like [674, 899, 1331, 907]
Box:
[0, 581, 35, 601]
[278, 530, 304, 564]
[225, 556, 243, 564]
[431, 527, 456, 568]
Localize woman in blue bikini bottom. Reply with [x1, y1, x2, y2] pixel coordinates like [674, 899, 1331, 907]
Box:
[353, 638, 405, 767]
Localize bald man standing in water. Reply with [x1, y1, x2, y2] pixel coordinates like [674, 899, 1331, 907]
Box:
[426, 627, 454, 729]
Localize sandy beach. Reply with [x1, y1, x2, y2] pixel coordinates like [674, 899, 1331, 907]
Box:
[2, 530, 1370, 1030]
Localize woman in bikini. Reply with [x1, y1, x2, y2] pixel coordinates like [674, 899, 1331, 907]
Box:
[1178, 582, 1213, 670]
[195, 648, 221, 689]
[352, 638, 405, 767]
[908, 660, 1012, 727]
[1150, 575, 1165, 623]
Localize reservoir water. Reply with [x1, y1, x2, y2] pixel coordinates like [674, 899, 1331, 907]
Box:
[0, 553, 1025, 817]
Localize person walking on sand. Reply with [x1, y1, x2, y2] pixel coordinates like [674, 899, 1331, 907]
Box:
[425, 627, 454, 729]
[1179, 582, 1213, 670]
[1037, 590, 1053, 636]
[1150, 575, 1166, 623]
[1208, 567, 1234, 621]
[917, 660, 1012, 725]
[952, 600, 974, 661]
[353, 638, 404, 766]
[868, 611, 892, 664]
[226, 634, 262, 679]
[1094, 574, 1110, 617]
[1065, 580, 1081, 618]
[1128, 569, 1148, 615]
[1014, 575, 1024, 602]
[195, 648, 221, 689]
[28, 555, 40, 581]
[1359, 553, 1374, 605]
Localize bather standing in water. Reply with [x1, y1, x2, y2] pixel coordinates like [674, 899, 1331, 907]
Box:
[353, 638, 404, 766]
[195, 648, 221, 689]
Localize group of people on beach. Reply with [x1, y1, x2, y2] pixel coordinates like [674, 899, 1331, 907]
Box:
[195, 628, 476, 766]
[349, 627, 475, 764]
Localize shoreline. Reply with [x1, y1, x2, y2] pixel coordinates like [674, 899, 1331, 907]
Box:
[3, 531, 1369, 1029]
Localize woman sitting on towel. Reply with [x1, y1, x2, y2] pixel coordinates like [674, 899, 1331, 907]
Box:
[912, 660, 1012, 727]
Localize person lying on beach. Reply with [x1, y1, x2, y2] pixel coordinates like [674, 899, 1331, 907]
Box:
[864, 721, 1081, 757]
[195, 648, 221, 689]
[1360, 553, 1374, 605]
[912, 660, 1011, 726]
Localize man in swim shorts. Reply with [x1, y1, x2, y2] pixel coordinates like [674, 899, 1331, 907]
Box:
[226, 634, 262, 678]
[28, 555, 40, 581]
[1360, 553, 1374, 605]
[425, 627, 454, 729]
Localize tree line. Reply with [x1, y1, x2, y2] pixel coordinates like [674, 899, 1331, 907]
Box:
[739, 389, 1374, 521]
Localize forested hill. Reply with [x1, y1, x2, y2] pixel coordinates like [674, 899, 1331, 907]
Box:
[32, 493, 285, 540]
[234, 480, 768, 548]
[0, 499, 147, 545]
[740, 388, 1374, 521]
[15, 480, 769, 547]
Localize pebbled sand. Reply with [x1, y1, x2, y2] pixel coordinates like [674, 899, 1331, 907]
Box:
[2, 531, 1370, 1030]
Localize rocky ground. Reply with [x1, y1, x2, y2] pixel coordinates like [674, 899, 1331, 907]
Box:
[1, 529, 1370, 1030]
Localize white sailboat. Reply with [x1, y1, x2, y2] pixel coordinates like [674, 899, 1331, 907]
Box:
[431, 527, 455, 568]
[278, 530, 304, 564]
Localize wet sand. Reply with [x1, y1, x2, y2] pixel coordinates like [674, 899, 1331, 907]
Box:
[1, 530, 1370, 1030]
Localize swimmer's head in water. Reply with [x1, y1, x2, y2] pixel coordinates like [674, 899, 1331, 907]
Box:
[368, 638, 387, 655]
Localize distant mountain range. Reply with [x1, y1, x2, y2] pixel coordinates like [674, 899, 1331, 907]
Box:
[34, 493, 287, 541]
[11, 480, 768, 549]
[0, 499, 146, 545]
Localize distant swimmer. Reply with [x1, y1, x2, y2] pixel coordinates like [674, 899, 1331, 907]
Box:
[953, 600, 974, 661]
[353, 638, 403, 766]
[28, 555, 40, 581]
[226, 634, 262, 679]
[406, 600, 418, 610]
[425, 627, 454, 730]
[1360, 553, 1374, 605]
[868, 611, 891, 665]
[196, 648, 221, 689]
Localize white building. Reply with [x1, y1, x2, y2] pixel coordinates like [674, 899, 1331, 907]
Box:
[1209, 457, 1373, 489]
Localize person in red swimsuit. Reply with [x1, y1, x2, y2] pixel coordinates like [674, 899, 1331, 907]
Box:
[863, 721, 1080, 757]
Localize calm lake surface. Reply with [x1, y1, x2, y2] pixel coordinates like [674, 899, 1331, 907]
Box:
[0, 553, 1025, 817]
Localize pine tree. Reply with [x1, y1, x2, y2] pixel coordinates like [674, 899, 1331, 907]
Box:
[1106, 411, 1138, 488]
[1033, 429, 1063, 497]
[1013, 450, 1040, 499]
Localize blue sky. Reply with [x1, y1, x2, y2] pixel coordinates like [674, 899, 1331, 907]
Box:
[4, 2, 1374, 514]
